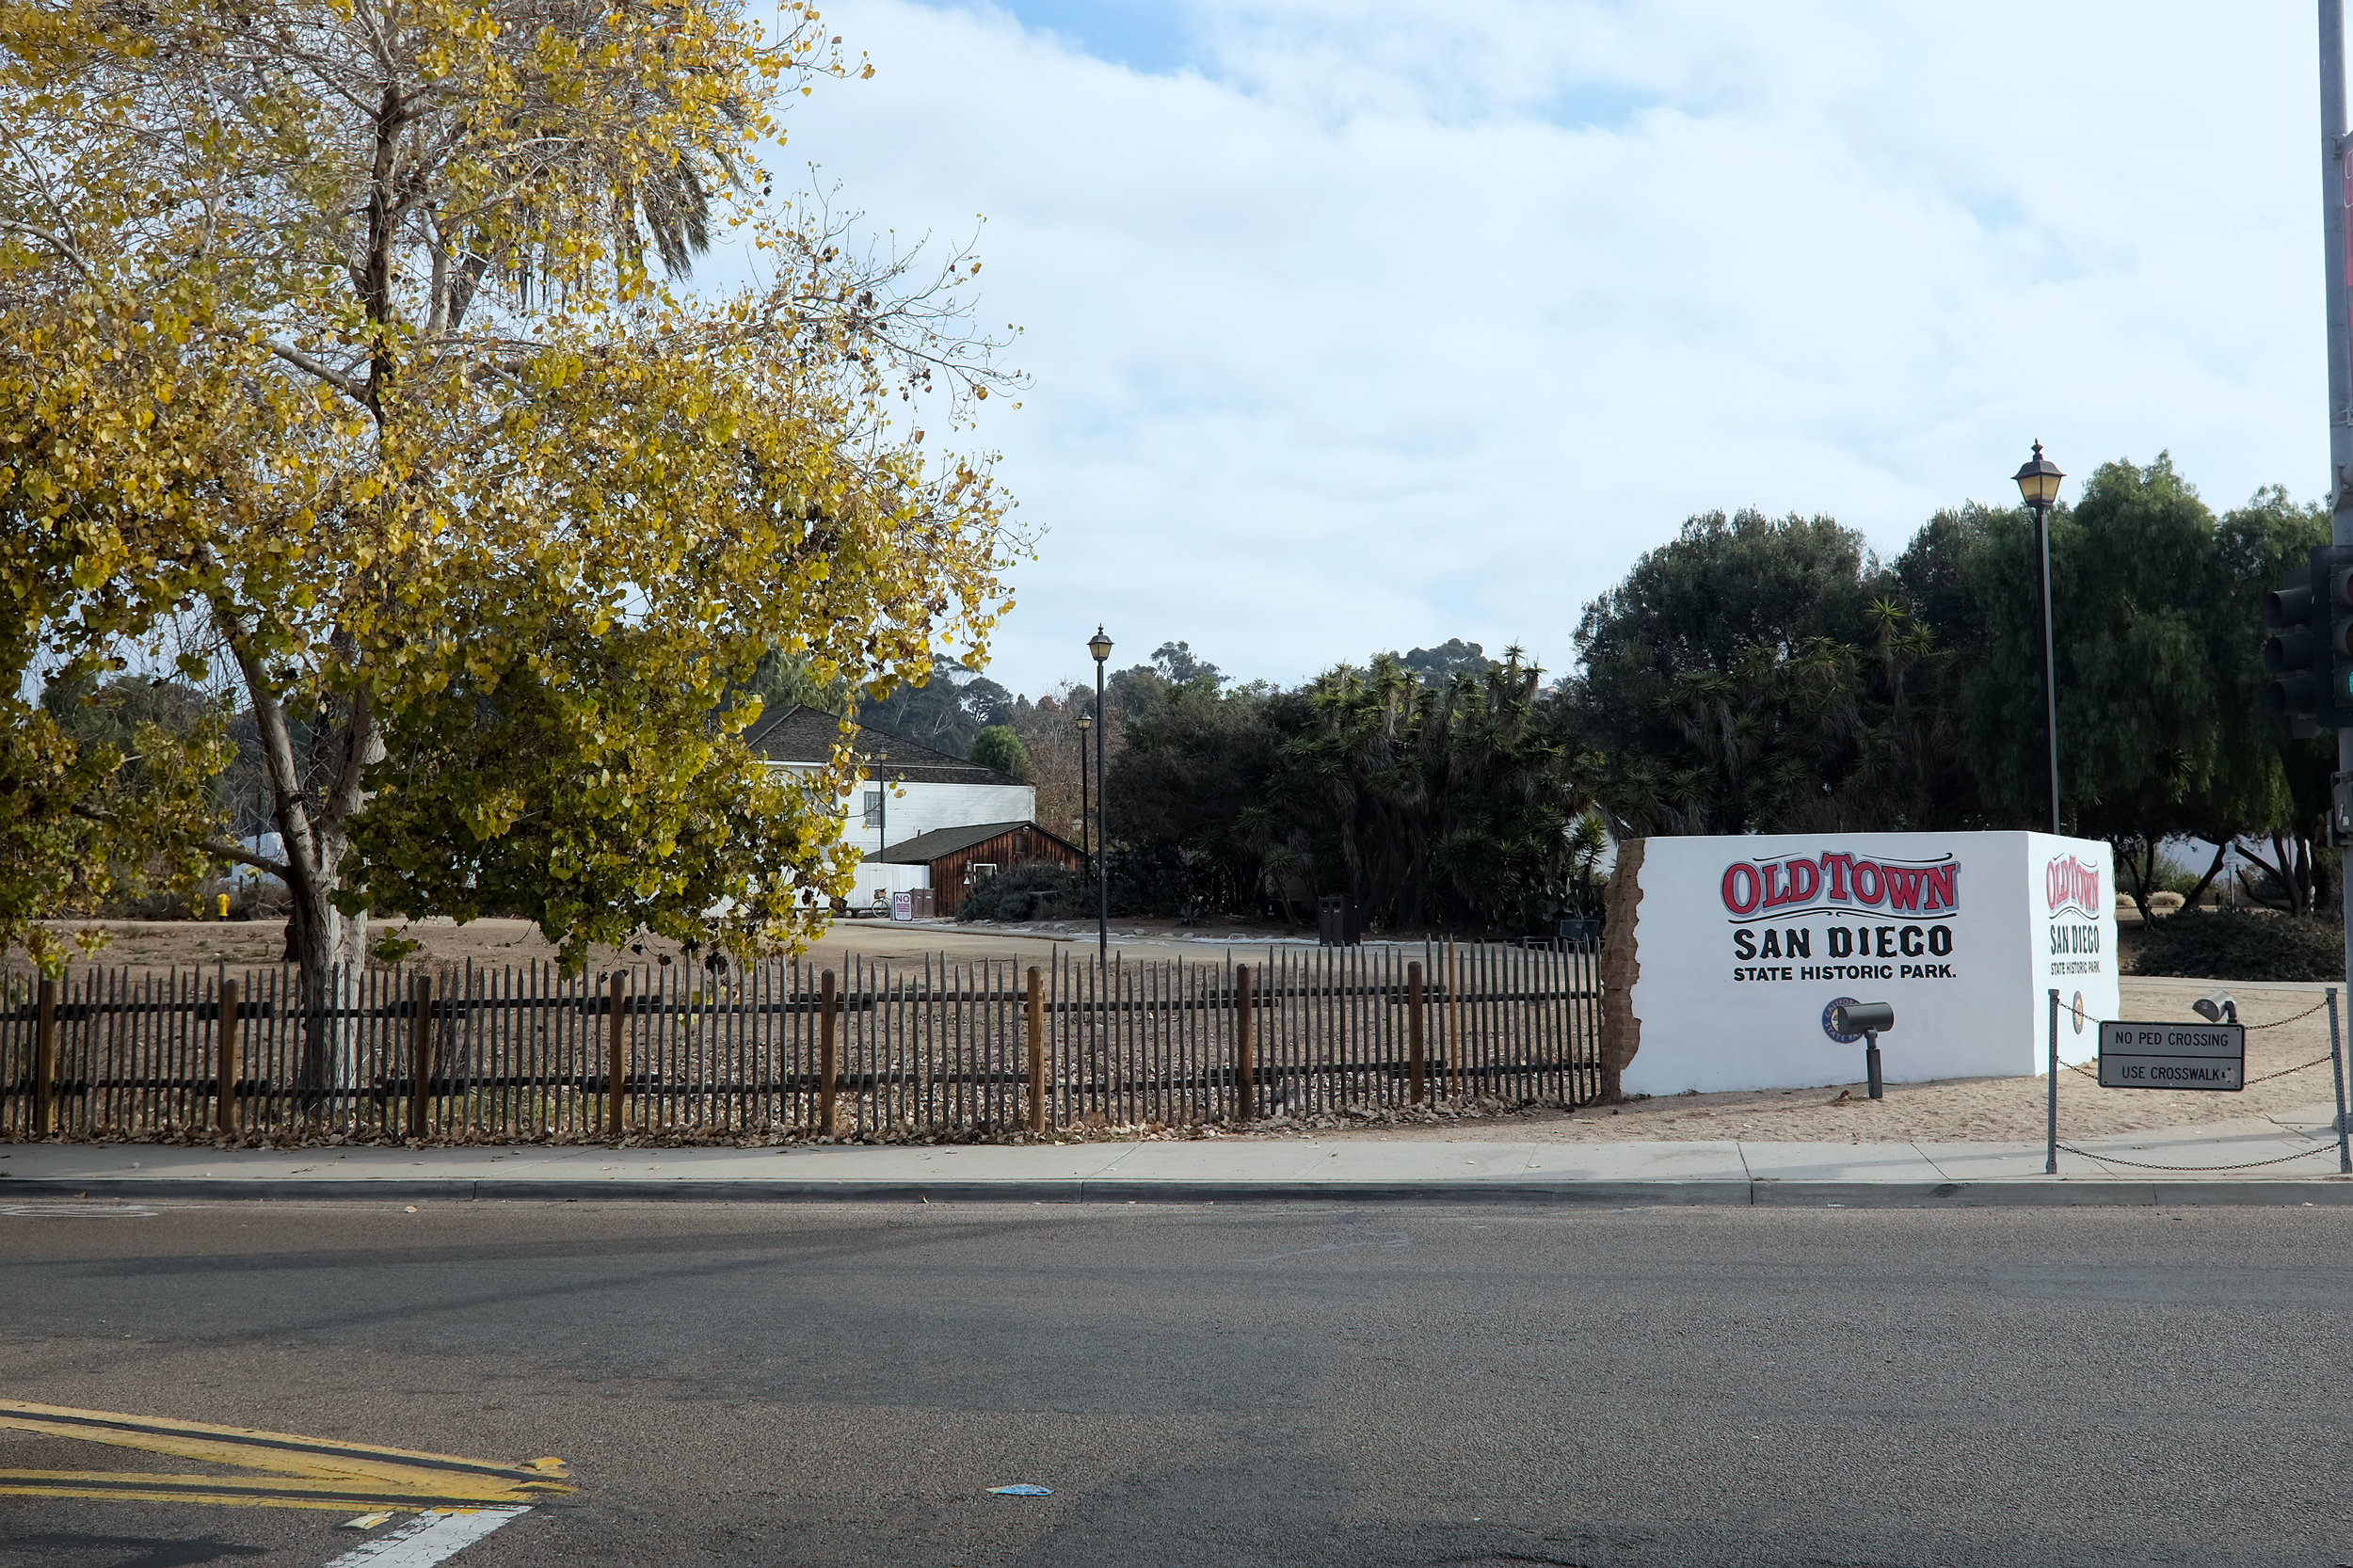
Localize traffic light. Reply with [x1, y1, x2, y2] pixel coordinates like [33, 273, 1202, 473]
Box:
[2266, 545, 2353, 736]
[2317, 543, 2353, 729]
[2290, 547, 2353, 846]
[2265, 564, 2320, 737]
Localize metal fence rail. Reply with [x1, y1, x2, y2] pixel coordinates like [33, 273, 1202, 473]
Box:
[0, 942, 1601, 1142]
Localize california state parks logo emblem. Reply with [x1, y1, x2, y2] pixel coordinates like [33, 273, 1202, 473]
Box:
[1821, 997, 1863, 1044]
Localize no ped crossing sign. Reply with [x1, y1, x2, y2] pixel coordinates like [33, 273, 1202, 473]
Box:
[2095, 1019, 2246, 1091]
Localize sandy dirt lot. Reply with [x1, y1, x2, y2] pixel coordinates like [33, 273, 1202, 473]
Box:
[5, 912, 1353, 981]
[12, 920, 2342, 1146]
[1305, 975, 2345, 1145]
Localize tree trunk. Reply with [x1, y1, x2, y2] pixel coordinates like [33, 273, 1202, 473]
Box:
[2232, 838, 2294, 911]
[2272, 832, 2324, 915]
[221, 622, 379, 1116]
[2179, 840, 2228, 910]
[2115, 835, 2156, 926]
[290, 828, 369, 1111]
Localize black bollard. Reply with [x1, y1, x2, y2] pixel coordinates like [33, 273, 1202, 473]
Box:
[1865, 1031, 1883, 1099]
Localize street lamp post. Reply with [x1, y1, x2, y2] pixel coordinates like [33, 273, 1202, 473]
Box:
[2013, 441, 2066, 836]
[1075, 712, 1093, 872]
[1088, 627, 1112, 966]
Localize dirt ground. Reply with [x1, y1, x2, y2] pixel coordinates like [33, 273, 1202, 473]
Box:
[12, 920, 2345, 1146]
[4, 912, 1352, 982]
[1303, 975, 2346, 1146]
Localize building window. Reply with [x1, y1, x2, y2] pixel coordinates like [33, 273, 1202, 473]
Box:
[862, 790, 883, 827]
[968, 862, 999, 883]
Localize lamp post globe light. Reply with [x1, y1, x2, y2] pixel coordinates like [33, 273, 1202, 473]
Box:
[2012, 441, 2066, 837]
[1088, 628, 1112, 965]
[1075, 712, 1093, 872]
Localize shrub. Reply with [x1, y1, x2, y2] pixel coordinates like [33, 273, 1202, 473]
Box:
[968, 725, 1035, 783]
[2126, 908, 2345, 983]
[2153, 859, 2210, 899]
[956, 861, 1091, 922]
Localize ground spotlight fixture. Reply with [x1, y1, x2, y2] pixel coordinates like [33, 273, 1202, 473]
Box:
[1832, 1000, 1897, 1100]
[2192, 991, 2239, 1026]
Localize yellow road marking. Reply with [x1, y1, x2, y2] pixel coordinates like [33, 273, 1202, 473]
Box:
[0, 1400, 575, 1513]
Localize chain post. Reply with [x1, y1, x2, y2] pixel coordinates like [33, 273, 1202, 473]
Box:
[2045, 988, 2059, 1176]
[2330, 988, 2349, 1174]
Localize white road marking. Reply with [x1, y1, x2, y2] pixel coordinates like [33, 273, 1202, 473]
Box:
[0, 1203, 155, 1217]
[320, 1507, 529, 1566]
[1241, 1232, 1411, 1263]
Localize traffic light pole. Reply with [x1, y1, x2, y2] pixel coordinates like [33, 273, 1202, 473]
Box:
[2324, 1, 2353, 984]
[2325, 1, 2352, 508]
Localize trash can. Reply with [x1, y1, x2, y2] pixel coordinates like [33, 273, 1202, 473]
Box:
[1317, 895, 1363, 947]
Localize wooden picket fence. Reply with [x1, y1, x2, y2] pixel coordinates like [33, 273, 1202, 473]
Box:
[0, 942, 1602, 1142]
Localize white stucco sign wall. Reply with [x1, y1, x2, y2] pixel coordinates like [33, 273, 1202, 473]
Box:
[1619, 831, 2118, 1096]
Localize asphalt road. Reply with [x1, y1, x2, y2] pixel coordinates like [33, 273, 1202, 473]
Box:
[4, 1197, 2352, 1568]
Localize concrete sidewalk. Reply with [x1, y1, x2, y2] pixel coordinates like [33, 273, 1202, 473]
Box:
[6, 1103, 2353, 1207]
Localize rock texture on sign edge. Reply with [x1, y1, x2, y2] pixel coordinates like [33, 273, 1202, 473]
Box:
[1598, 837, 1644, 1099]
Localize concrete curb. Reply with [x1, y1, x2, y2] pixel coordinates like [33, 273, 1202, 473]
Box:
[9, 1176, 2353, 1207]
[1746, 1180, 2262, 1208]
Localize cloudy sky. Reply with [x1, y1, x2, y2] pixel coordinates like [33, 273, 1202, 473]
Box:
[751, 1, 2323, 695]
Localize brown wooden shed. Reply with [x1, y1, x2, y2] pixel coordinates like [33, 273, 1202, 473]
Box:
[872, 820, 1084, 918]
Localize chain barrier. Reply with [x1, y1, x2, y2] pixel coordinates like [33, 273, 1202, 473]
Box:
[2067, 995, 2337, 1084]
[2247, 1053, 2338, 1084]
[2045, 990, 2345, 1174]
[2244, 997, 2334, 1031]
[2055, 1140, 2346, 1174]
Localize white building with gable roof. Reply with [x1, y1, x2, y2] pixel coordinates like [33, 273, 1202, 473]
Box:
[742, 705, 1041, 911]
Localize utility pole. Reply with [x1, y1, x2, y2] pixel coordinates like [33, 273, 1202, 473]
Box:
[2324, 0, 2353, 983]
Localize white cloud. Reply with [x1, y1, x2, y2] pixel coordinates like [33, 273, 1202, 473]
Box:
[749, 0, 2322, 693]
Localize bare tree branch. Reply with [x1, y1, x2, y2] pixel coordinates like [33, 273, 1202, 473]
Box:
[68, 804, 292, 877]
[269, 340, 366, 403]
[0, 217, 94, 279]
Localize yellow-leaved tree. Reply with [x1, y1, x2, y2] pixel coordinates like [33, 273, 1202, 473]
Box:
[1, 0, 1017, 1088]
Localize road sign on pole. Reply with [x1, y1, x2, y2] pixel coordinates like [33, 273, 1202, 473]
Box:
[2095, 1020, 2246, 1091]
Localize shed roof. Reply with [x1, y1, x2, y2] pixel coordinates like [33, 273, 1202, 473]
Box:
[742, 704, 1022, 787]
[872, 820, 1082, 865]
